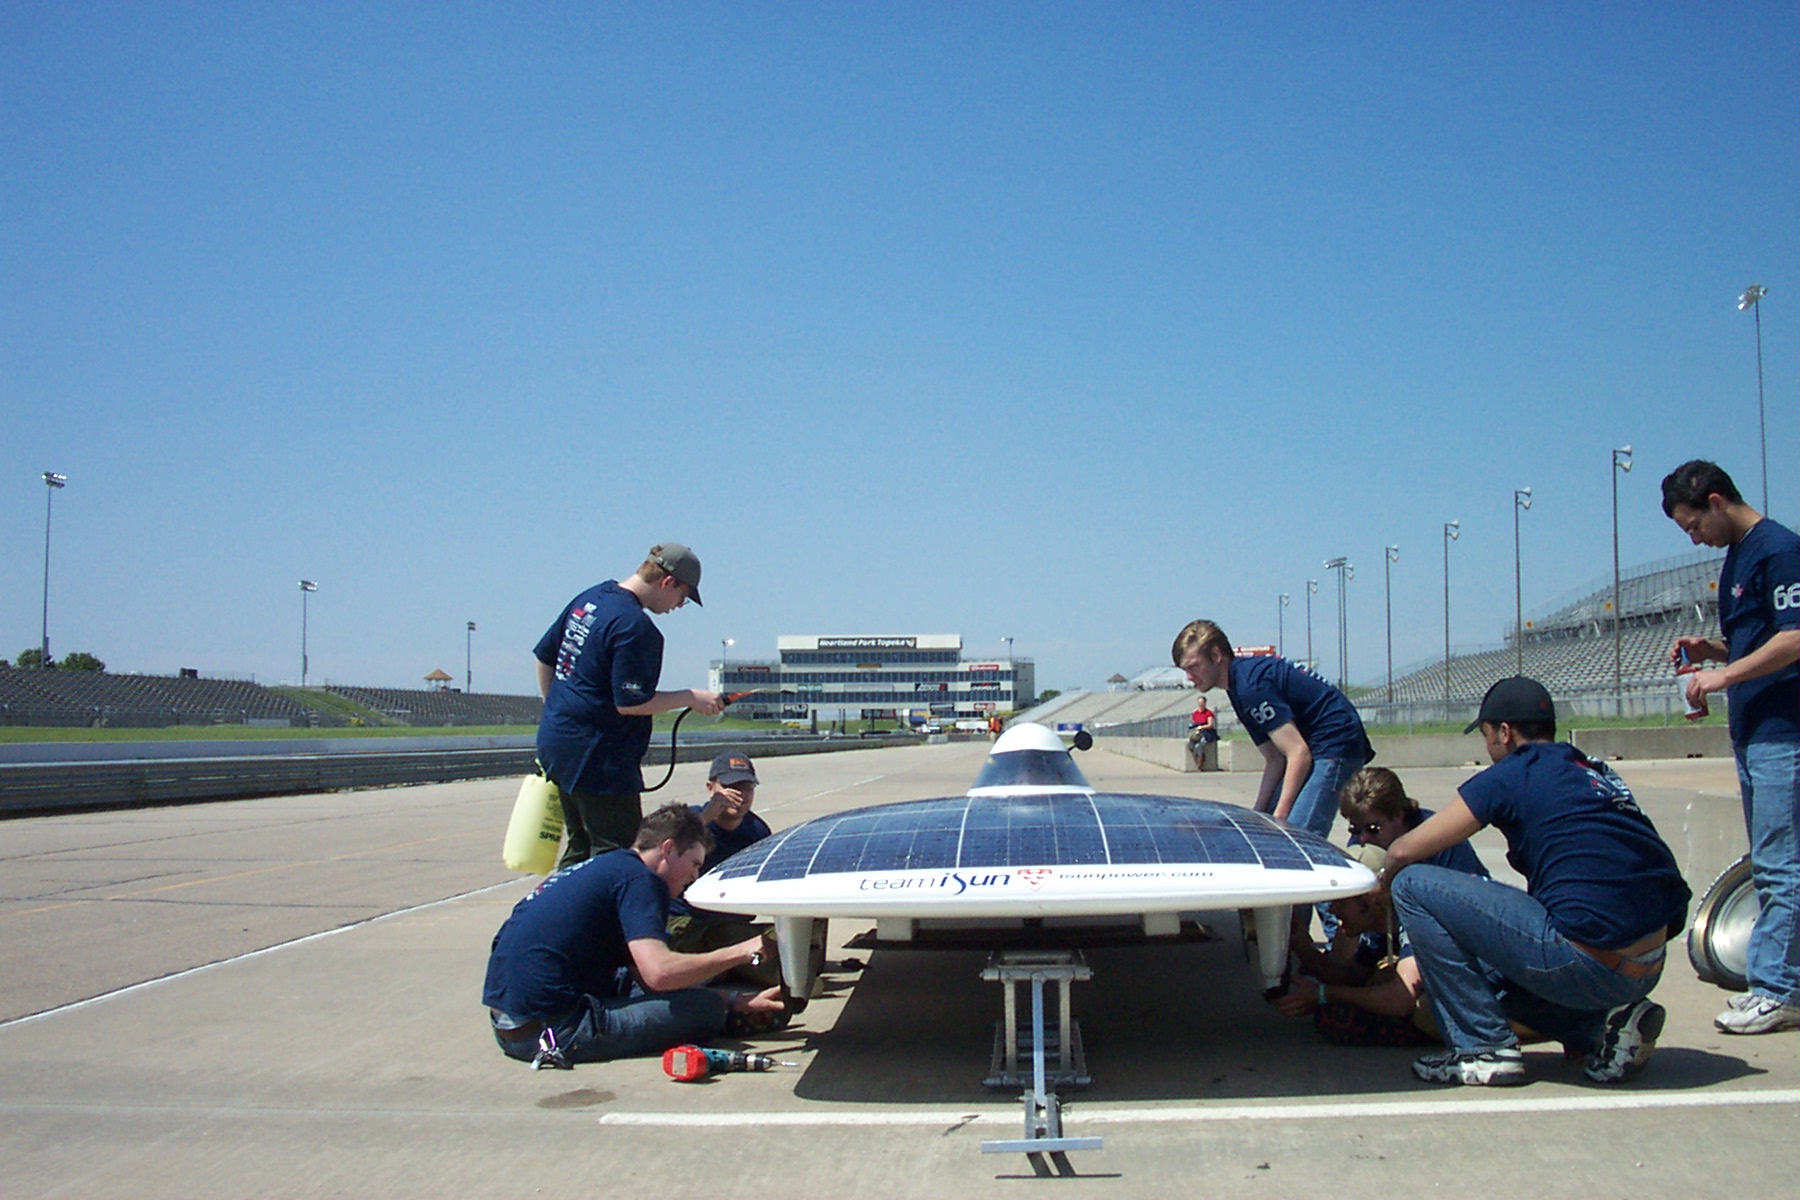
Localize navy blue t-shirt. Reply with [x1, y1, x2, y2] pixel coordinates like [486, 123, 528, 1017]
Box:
[483, 849, 671, 1018]
[1228, 656, 1374, 765]
[669, 808, 773, 920]
[1457, 743, 1689, 947]
[1718, 518, 1800, 746]
[534, 581, 664, 795]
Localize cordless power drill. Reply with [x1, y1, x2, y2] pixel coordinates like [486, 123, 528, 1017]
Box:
[662, 1044, 795, 1082]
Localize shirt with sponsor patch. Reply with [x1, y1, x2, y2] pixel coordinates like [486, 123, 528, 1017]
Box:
[482, 848, 671, 1018]
[1457, 742, 1688, 948]
[1718, 517, 1800, 746]
[1227, 655, 1374, 765]
[534, 580, 663, 795]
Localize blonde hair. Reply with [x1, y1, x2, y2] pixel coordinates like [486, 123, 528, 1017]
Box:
[1171, 620, 1231, 667]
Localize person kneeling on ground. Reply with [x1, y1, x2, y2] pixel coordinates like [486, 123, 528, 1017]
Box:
[1275, 845, 1544, 1049]
[1274, 845, 1434, 1047]
[1380, 677, 1690, 1087]
[483, 803, 783, 1068]
[667, 750, 784, 990]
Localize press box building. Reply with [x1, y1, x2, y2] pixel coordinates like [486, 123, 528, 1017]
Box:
[714, 635, 1035, 723]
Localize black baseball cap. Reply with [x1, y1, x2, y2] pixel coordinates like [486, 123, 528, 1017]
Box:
[708, 750, 757, 786]
[1464, 676, 1556, 734]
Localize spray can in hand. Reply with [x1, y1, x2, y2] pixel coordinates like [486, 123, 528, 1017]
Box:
[1675, 648, 1709, 720]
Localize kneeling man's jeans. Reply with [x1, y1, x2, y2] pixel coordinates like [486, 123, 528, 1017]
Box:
[494, 984, 727, 1064]
[1391, 865, 1661, 1054]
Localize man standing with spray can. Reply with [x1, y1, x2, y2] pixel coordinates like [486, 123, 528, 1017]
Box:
[1662, 460, 1800, 1035]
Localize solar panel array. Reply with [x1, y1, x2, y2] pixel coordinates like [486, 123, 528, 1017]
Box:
[711, 792, 1351, 883]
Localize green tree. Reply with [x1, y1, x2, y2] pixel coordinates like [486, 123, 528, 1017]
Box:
[1036, 688, 1062, 702]
[60, 651, 105, 672]
[15, 648, 48, 669]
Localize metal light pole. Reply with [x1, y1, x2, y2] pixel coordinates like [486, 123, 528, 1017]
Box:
[1002, 636, 1014, 660]
[466, 621, 477, 693]
[39, 472, 66, 668]
[1739, 284, 1768, 512]
[721, 637, 735, 694]
[1324, 557, 1353, 690]
[1384, 545, 1400, 702]
[1305, 579, 1319, 670]
[1513, 488, 1533, 676]
[1611, 447, 1632, 715]
[1443, 521, 1459, 703]
[299, 580, 318, 686]
[1277, 593, 1290, 658]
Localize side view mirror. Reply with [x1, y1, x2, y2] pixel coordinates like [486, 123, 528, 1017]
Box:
[1072, 730, 1093, 752]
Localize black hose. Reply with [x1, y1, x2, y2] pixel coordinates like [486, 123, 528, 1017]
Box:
[640, 706, 693, 793]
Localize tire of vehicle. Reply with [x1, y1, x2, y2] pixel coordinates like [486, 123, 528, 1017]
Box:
[1686, 853, 1757, 991]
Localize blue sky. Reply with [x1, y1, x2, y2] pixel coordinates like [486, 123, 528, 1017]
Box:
[3, 2, 1795, 697]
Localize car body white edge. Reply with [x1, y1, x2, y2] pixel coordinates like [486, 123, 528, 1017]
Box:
[682, 721, 1376, 998]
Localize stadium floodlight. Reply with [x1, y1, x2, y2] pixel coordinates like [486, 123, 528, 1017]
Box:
[40, 472, 68, 669]
[1443, 521, 1460, 705]
[299, 580, 318, 687]
[1324, 557, 1353, 690]
[1384, 545, 1400, 703]
[1612, 447, 1633, 714]
[1738, 284, 1768, 512]
[467, 621, 478, 693]
[1277, 593, 1290, 658]
[1513, 488, 1533, 676]
[1305, 579, 1320, 673]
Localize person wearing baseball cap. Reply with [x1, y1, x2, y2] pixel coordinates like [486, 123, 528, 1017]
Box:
[533, 543, 724, 870]
[666, 750, 783, 990]
[1378, 676, 1689, 1088]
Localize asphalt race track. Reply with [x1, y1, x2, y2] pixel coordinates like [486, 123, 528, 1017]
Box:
[1, 740, 1793, 1198]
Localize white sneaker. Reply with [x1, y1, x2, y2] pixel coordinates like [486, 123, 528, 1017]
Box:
[1714, 994, 1800, 1035]
[1586, 999, 1665, 1082]
[1412, 1046, 1527, 1086]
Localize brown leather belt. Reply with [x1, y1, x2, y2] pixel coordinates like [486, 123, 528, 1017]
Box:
[1569, 933, 1667, 980]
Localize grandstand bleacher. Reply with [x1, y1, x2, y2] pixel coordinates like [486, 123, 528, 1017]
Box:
[1385, 550, 1724, 703]
[325, 686, 542, 727]
[0, 666, 341, 729]
[0, 667, 543, 730]
[1021, 550, 1728, 740]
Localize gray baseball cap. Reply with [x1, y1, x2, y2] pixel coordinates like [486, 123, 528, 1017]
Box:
[648, 542, 703, 606]
[709, 750, 757, 785]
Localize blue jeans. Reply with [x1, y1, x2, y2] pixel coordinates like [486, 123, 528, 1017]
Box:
[1390, 865, 1661, 1054]
[494, 985, 727, 1064]
[1738, 739, 1800, 1005]
[1288, 755, 1359, 840]
[1281, 755, 1361, 941]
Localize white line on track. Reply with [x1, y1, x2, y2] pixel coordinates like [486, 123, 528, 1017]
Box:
[598, 1089, 1797, 1127]
[0, 878, 524, 1031]
[760, 776, 887, 812]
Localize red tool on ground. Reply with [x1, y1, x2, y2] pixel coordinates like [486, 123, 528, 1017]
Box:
[662, 1044, 795, 1082]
